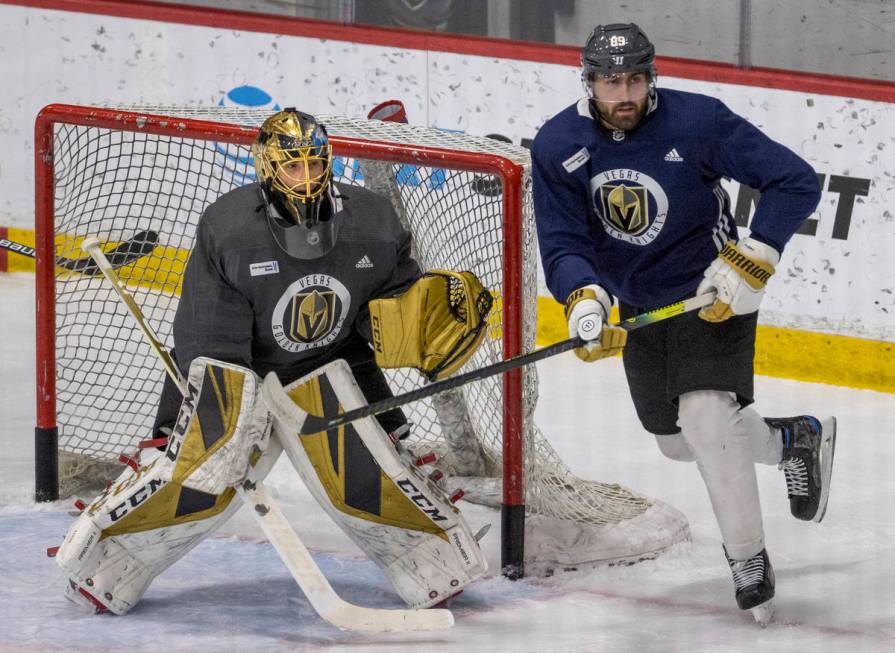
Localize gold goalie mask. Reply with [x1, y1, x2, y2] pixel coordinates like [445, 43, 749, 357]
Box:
[253, 108, 339, 259]
[369, 270, 493, 381]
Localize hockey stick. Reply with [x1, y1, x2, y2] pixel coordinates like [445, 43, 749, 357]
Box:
[1, 230, 158, 275]
[81, 236, 454, 633]
[300, 292, 716, 434]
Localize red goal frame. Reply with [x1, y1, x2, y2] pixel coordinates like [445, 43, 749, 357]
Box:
[33, 103, 529, 575]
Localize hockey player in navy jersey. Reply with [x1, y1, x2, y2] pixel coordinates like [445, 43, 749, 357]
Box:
[532, 23, 836, 623]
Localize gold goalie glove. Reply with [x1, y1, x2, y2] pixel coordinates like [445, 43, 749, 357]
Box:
[369, 270, 493, 381]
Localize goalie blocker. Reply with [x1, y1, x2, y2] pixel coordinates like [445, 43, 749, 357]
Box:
[56, 357, 486, 614]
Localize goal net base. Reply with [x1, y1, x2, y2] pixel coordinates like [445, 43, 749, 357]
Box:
[455, 476, 689, 573]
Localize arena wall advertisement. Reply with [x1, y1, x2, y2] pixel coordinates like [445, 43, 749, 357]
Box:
[1, 1, 893, 391]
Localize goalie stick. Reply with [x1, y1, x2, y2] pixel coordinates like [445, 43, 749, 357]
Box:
[80, 236, 455, 633]
[300, 292, 716, 434]
[1, 230, 158, 275]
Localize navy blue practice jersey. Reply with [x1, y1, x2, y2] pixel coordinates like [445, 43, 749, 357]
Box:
[532, 88, 821, 308]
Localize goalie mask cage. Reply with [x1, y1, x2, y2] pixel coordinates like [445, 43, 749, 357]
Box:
[34, 104, 688, 578]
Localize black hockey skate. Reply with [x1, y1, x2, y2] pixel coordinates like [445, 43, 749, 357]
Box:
[766, 415, 837, 522]
[724, 546, 775, 626]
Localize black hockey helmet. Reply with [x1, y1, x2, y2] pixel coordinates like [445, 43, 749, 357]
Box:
[581, 23, 658, 115]
[253, 108, 342, 259]
[581, 23, 655, 76]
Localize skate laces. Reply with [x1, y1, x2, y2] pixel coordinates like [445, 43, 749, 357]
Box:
[780, 455, 810, 498]
[730, 554, 766, 591]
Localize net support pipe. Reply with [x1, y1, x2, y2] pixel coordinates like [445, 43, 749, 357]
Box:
[498, 165, 525, 580]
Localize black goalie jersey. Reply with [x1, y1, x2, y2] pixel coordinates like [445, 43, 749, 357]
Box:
[173, 181, 421, 382]
[150, 181, 421, 437]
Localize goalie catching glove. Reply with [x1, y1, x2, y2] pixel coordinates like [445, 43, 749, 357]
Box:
[369, 269, 493, 380]
[697, 237, 779, 323]
[565, 284, 627, 362]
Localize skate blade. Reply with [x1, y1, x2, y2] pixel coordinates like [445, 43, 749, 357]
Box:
[813, 416, 837, 523]
[750, 599, 775, 627]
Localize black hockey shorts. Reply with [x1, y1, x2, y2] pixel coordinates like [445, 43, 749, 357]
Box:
[619, 301, 758, 436]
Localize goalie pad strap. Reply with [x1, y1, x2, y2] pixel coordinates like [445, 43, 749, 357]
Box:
[369, 269, 492, 380]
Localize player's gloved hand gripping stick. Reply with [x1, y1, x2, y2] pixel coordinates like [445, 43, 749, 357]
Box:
[564, 284, 627, 362]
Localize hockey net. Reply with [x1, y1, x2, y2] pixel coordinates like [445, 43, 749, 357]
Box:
[34, 104, 688, 575]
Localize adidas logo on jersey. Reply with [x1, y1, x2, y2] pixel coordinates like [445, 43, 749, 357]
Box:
[355, 255, 374, 269]
[664, 148, 684, 162]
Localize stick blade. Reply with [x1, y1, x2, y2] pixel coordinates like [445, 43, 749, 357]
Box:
[62, 230, 159, 275]
[324, 602, 454, 633]
[106, 229, 159, 267]
[238, 477, 455, 633]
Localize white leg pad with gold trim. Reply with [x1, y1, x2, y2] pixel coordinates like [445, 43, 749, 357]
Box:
[56, 358, 276, 614]
[261, 359, 488, 609]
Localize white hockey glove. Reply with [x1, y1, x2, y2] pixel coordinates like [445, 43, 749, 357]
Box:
[564, 285, 627, 362]
[697, 237, 780, 323]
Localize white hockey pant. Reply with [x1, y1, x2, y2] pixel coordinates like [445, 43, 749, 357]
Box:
[675, 390, 781, 560]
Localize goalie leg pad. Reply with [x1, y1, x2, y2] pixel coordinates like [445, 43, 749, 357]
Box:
[261, 359, 488, 608]
[56, 358, 276, 615]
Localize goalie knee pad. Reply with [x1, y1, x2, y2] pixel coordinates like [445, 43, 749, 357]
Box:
[261, 359, 489, 608]
[56, 358, 276, 614]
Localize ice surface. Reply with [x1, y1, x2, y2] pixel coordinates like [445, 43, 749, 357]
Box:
[1, 272, 893, 652]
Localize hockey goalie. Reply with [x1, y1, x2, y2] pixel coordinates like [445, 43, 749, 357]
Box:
[54, 108, 492, 622]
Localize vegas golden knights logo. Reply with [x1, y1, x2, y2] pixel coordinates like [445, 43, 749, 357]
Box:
[592, 169, 668, 246]
[601, 183, 649, 235]
[289, 289, 337, 343]
[272, 275, 351, 353]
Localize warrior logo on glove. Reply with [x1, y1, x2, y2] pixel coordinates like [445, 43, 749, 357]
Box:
[369, 270, 493, 381]
[697, 237, 779, 323]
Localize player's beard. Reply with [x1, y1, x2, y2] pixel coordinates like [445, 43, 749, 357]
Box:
[597, 98, 647, 131]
